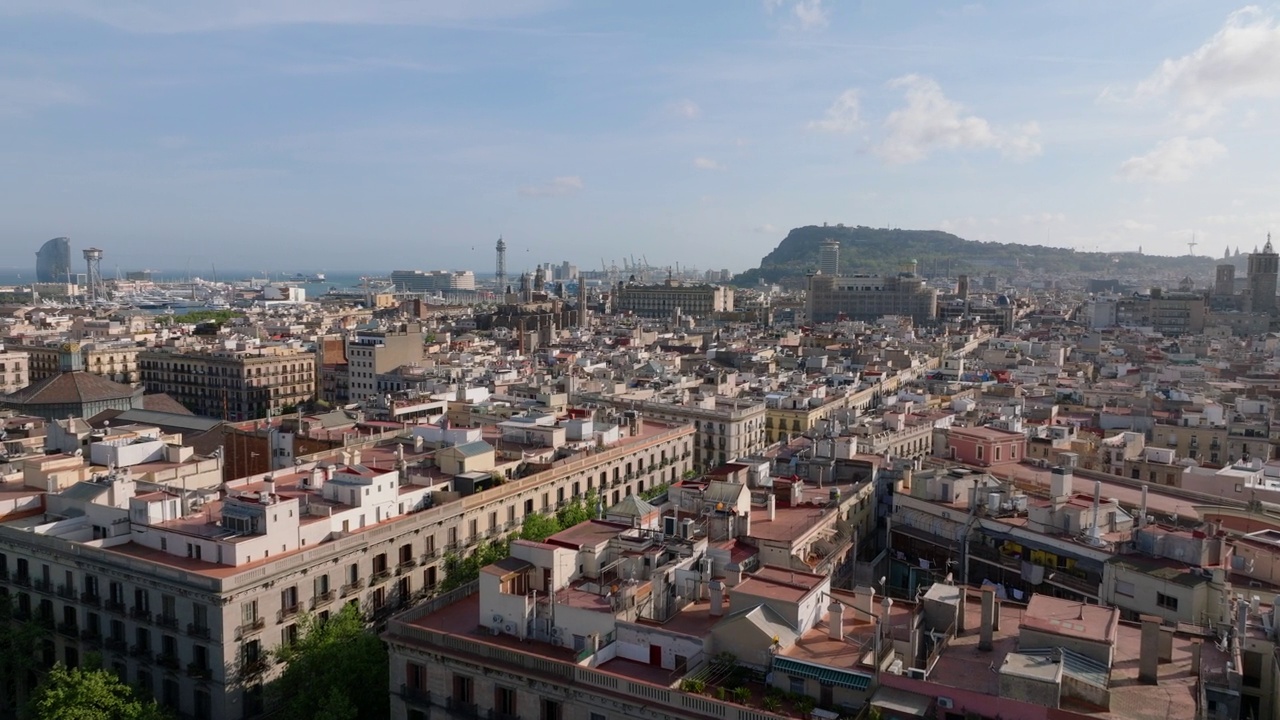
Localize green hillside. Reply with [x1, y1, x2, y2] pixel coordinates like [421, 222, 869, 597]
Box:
[733, 225, 1219, 285]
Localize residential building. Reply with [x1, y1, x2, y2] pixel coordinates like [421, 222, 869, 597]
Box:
[138, 345, 316, 421]
[578, 393, 766, 470]
[345, 323, 425, 404]
[6, 341, 142, 386]
[0, 419, 693, 719]
[614, 281, 734, 319]
[0, 348, 29, 394]
[806, 271, 937, 325]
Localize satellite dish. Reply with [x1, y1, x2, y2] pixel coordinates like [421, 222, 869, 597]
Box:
[74, 448, 83, 457]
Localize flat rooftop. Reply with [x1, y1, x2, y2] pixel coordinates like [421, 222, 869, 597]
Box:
[928, 590, 1198, 720]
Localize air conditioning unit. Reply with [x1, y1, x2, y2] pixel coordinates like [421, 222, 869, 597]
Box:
[937, 697, 954, 710]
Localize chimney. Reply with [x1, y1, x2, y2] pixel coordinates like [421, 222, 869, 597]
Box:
[710, 580, 725, 617]
[324, 464, 336, 483]
[767, 493, 776, 522]
[1190, 640, 1202, 677]
[880, 597, 893, 644]
[1139, 484, 1149, 529]
[1087, 480, 1104, 546]
[1139, 614, 1160, 684]
[350, 448, 362, 467]
[309, 467, 325, 490]
[1237, 597, 1248, 641]
[828, 600, 845, 641]
[853, 585, 875, 621]
[908, 612, 921, 670]
[263, 474, 275, 498]
[992, 595, 1001, 632]
[979, 586, 995, 651]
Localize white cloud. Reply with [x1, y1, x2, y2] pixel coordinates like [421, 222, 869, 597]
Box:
[1118, 136, 1226, 183]
[1121, 219, 1156, 232]
[807, 89, 861, 133]
[876, 75, 1041, 164]
[753, 223, 779, 234]
[693, 157, 723, 170]
[671, 99, 701, 120]
[1135, 7, 1280, 121]
[791, 0, 828, 30]
[765, 0, 827, 31]
[518, 175, 583, 197]
[0, 0, 556, 33]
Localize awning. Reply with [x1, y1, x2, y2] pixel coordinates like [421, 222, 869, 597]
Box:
[868, 686, 932, 717]
[772, 657, 872, 691]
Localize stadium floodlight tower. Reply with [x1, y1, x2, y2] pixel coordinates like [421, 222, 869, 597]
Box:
[83, 247, 105, 301]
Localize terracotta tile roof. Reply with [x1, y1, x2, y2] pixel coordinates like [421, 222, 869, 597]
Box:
[2, 371, 139, 406]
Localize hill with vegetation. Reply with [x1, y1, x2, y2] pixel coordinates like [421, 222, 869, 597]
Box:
[732, 225, 1220, 285]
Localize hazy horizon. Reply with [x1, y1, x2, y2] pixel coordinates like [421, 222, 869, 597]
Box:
[2, 2, 1278, 269]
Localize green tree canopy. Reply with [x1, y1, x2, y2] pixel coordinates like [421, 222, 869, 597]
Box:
[519, 512, 561, 543]
[440, 536, 512, 591]
[26, 665, 168, 720]
[268, 603, 389, 720]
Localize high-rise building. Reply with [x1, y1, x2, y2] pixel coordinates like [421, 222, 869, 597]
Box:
[1247, 236, 1278, 315]
[818, 238, 840, 276]
[35, 236, 71, 283]
[345, 322, 425, 404]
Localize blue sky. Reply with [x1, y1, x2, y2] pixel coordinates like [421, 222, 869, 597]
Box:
[2, 1, 1279, 274]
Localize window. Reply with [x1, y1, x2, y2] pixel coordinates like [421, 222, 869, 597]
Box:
[789, 676, 806, 695]
[1156, 592, 1178, 611]
[976, 445, 984, 461]
[315, 574, 330, 597]
[1115, 580, 1135, 598]
[242, 599, 258, 625]
[540, 699, 562, 720]
[452, 674, 474, 704]
[406, 661, 426, 691]
[495, 687, 517, 716]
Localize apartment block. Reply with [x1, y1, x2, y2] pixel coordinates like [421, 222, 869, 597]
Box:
[0, 348, 29, 394]
[0, 421, 692, 719]
[6, 341, 141, 386]
[139, 345, 316, 421]
[578, 394, 766, 470]
[346, 322, 425, 404]
[614, 281, 734, 319]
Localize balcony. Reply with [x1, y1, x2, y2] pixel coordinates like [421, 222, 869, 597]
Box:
[237, 617, 265, 639]
[129, 645, 152, 661]
[130, 606, 153, 623]
[156, 614, 180, 630]
[56, 622, 78, 638]
[241, 657, 270, 678]
[156, 653, 180, 671]
[105, 638, 128, 654]
[105, 599, 127, 615]
[278, 604, 300, 623]
[80, 629, 102, 646]
[12, 574, 30, 587]
[187, 663, 213, 681]
[81, 591, 101, 607]
[446, 698, 479, 719]
[397, 559, 417, 574]
[399, 685, 431, 708]
[311, 590, 336, 610]
[186, 623, 211, 640]
[32, 578, 53, 594]
[56, 584, 76, 600]
[370, 570, 392, 585]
